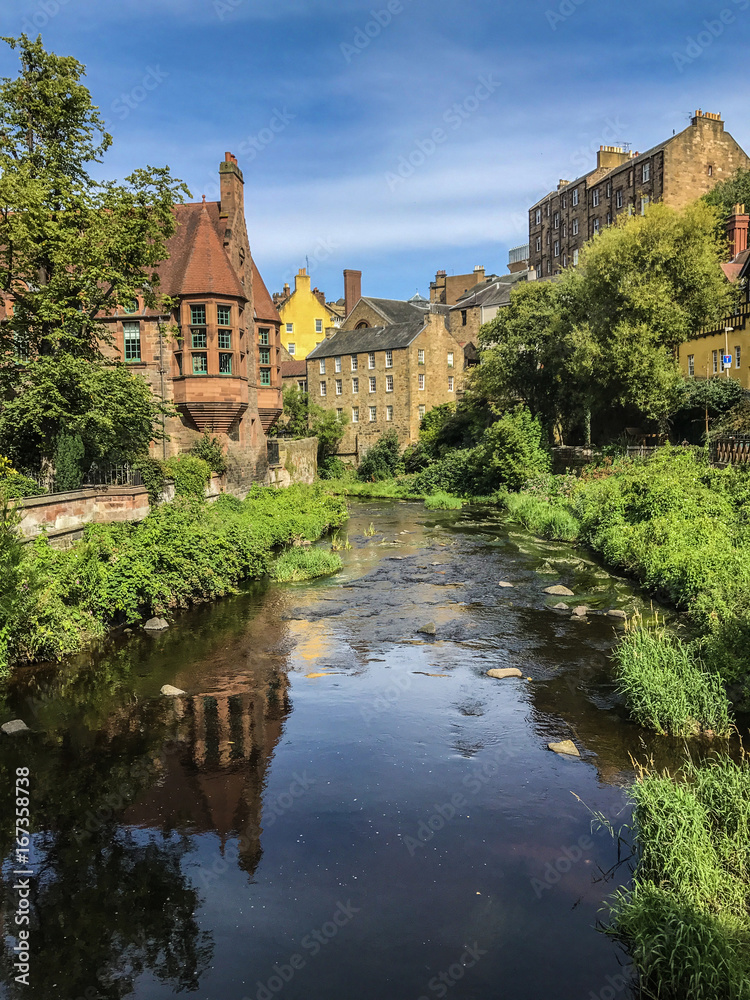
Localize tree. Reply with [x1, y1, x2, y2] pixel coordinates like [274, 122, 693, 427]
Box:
[0, 35, 189, 361]
[0, 355, 169, 472]
[703, 167, 750, 228]
[274, 384, 311, 438]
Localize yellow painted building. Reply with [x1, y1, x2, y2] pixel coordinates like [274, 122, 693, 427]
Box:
[276, 269, 340, 359]
[678, 300, 750, 386]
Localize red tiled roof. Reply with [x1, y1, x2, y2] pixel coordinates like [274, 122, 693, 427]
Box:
[281, 359, 307, 378]
[156, 201, 246, 300]
[722, 248, 750, 283]
[252, 263, 281, 324]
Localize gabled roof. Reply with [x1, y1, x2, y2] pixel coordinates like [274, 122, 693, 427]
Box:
[252, 263, 281, 324]
[358, 297, 447, 325]
[307, 319, 426, 359]
[722, 248, 750, 283]
[157, 201, 246, 300]
[281, 359, 307, 378]
[451, 271, 529, 311]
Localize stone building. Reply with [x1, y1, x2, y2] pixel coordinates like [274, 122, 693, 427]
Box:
[529, 110, 750, 276]
[341, 292, 448, 331]
[677, 204, 750, 385]
[305, 311, 468, 461]
[430, 266, 487, 305]
[98, 152, 283, 490]
[273, 268, 342, 359]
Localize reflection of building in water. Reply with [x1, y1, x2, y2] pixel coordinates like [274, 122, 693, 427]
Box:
[124, 667, 290, 878]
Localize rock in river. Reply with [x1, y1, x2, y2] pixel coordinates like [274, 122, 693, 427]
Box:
[544, 585, 575, 597]
[487, 667, 523, 680]
[417, 622, 437, 635]
[552, 603, 569, 611]
[2, 719, 29, 736]
[607, 609, 628, 619]
[572, 606, 589, 617]
[161, 685, 186, 697]
[144, 617, 169, 631]
[497, 581, 515, 588]
[548, 740, 580, 757]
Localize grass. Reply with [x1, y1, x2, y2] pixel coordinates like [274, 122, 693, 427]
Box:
[423, 492, 463, 510]
[504, 492, 580, 541]
[613, 616, 733, 738]
[607, 756, 750, 999]
[270, 547, 343, 583]
[321, 474, 426, 500]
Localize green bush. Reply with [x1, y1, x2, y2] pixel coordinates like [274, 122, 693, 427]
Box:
[471, 406, 551, 492]
[189, 433, 227, 475]
[133, 455, 165, 506]
[318, 455, 347, 480]
[612, 618, 733, 737]
[163, 455, 211, 498]
[357, 431, 402, 481]
[0, 457, 43, 499]
[271, 547, 343, 582]
[54, 432, 85, 491]
[411, 448, 477, 496]
[504, 493, 580, 541]
[424, 492, 463, 510]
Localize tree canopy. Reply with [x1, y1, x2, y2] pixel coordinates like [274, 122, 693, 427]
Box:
[703, 167, 750, 227]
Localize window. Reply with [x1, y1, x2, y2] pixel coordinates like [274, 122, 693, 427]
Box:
[713, 350, 718, 374]
[218, 330, 231, 349]
[418, 349, 425, 365]
[447, 352, 454, 367]
[336, 408, 343, 421]
[641, 196, 650, 215]
[369, 376, 376, 393]
[547, 261, 552, 274]
[286, 323, 293, 334]
[351, 355, 358, 371]
[385, 350, 393, 368]
[259, 347, 271, 365]
[288, 343, 296, 356]
[191, 330, 207, 349]
[546, 204, 550, 216]
[592, 189, 600, 207]
[572, 188, 579, 206]
[536, 236, 541, 252]
[190, 304, 206, 326]
[593, 219, 600, 234]
[335, 379, 342, 395]
[368, 352, 375, 369]
[688, 354, 695, 376]
[175, 353, 183, 375]
[554, 212, 560, 229]
[546, 232, 551, 245]
[352, 407, 359, 423]
[573, 249, 579, 265]
[418, 373, 425, 390]
[616, 189, 623, 209]
[606, 181, 611, 198]
[628, 170, 633, 186]
[448, 376, 454, 392]
[260, 368, 271, 386]
[572, 219, 579, 236]
[259, 328, 270, 346]
[386, 374, 393, 392]
[554, 240, 560, 257]
[535, 208, 541, 224]
[562, 253, 567, 267]
[562, 194, 567, 209]
[335, 356, 342, 373]
[418, 404, 426, 419]
[315, 319, 323, 334]
[606, 212, 612, 225]
[297, 379, 307, 391]
[219, 353, 233, 374]
[319, 359, 326, 374]
[369, 406, 377, 422]
[192, 353, 208, 374]
[217, 304, 231, 326]
[736, 346, 742, 369]
[123, 321, 141, 361]
[708, 165, 713, 177]
[642, 162, 650, 182]
[562, 222, 567, 238]
[123, 298, 138, 314]
[386, 405, 393, 422]
[352, 377, 359, 394]
[320, 381, 327, 396]
[461, 310, 468, 326]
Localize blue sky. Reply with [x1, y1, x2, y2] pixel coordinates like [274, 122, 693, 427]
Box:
[3, 0, 750, 301]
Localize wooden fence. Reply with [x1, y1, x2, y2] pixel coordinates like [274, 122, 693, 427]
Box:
[711, 436, 750, 466]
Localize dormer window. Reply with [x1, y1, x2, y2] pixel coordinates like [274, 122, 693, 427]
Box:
[123, 298, 138, 314]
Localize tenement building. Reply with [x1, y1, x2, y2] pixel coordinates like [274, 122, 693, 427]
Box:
[529, 110, 750, 276]
[305, 311, 469, 461]
[97, 152, 283, 488]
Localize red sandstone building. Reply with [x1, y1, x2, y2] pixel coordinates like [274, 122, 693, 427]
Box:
[99, 153, 283, 488]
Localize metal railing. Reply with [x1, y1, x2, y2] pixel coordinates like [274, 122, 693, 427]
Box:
[267, 440, 280, 466]
[711, 436, 750, 466]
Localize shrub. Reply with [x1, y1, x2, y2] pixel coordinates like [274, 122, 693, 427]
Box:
[133, 455, 165, 506]
[411, 449, 477, 496]
[612, 617, 733, 738]
[271, 547, 343, 582]
[504, 493, 580, 541]
[54, 432, 86, 491]
[318, 455, 346, 480]
[424, 492, 463, 510]
[471, 406, 550, 492]
[0, 456, 42, 499]
[189, 433, 227, 475]
[357, 431, 402, 481]
[163, 455, 211, 498]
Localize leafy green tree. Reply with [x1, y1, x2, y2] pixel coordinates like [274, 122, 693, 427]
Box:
[471, 406, 550, 492]
[0, 34, 189, 360]
[53, 431, 85, 490]
[357, 430, 402, 481]
[703, 167, 750, 228]
[275, 384, 312, 438]
[0, 354, 168, 472]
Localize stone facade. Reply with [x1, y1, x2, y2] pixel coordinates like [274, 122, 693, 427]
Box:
[267, 437, 318, 486]
[306, 312, 466, 460]
[529, 111, 750, 276]
[430, 267, 486, 305]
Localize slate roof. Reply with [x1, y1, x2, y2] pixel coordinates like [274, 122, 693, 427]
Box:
[450, 271, 529, 311]
[306, 319, 426, 360]
[359, 297, 447, 325]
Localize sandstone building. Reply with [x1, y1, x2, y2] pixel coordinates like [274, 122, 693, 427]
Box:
[529, 110, 750, 276]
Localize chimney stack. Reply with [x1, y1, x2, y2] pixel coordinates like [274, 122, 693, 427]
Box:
[219, 151, 244, 220]
[728, 203, 749, 259]
[312, 287, 326, 307]
[344, 269, 362, 318]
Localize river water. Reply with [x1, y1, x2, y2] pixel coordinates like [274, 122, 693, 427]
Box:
[0, 500, 711, 1000]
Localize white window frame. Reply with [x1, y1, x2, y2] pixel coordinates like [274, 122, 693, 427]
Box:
[336, 408, 343, 421]
[713, 350, 718, 374]
[368, 352, 376, 369]
[447, 352, 454, 368]
[616, 189, 623, 209]
[688, 354, 695, 376]
[286, 323, 293, 334]
[315, 318, 323, 334]
[351, 355, 358, 371]
[418, 404, 426, 419]
[319, 359, 326, 374]
[736, 346, 742, 369]
[593, 219, 600, 234]
[592, 189, 600, 207]
[642, 162, 650, 182]
[386, 374, 394, 392]
[335, 379, 342, 395]
[369, 376, 376, 393]
[385, 350, 393, 368]
[369, 406, 377, 423]
[535, 208, 541, 224]
[554, 212, 560, 230]
[573, 249, 579, 265]
[572, 188, 579, 206]
[641, 196, 650, 216]
[536, 236, 541, 252]
[352, 377, 359, 394]
[335, 356, 342, 372]
[418, 373, 425, 391]
[448, 376, 454, 392]
[320, 381, 327, 396]
[386, 405, 393, 422]
[572, 219, 579, 236]
[418, 349, 425, 365]
[288, 342, 296, 356]
[352, 407, 359, 423]
[554, 240, 560, 257]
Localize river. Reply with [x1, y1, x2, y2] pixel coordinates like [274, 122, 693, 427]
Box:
[0, 499, 711, 1000]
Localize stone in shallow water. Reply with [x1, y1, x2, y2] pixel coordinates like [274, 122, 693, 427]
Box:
[607, 609, 628, 619]
[552, 603, 569, 611]
[548, 740, 580, 757]
[572, 606, 589, 617]
[497, 581, 515, 588]
[544, 585, 575, 597]
[144, 617, 169, 631]
[2, 719, 29, 735]
[161, 685, 186, 697]
[417, 622, 437, 635]
[487, 667, 523, 680]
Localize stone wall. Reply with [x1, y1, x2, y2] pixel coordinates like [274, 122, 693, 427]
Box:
[267, 437, 318, 486]
[19, 486, 152, 547]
